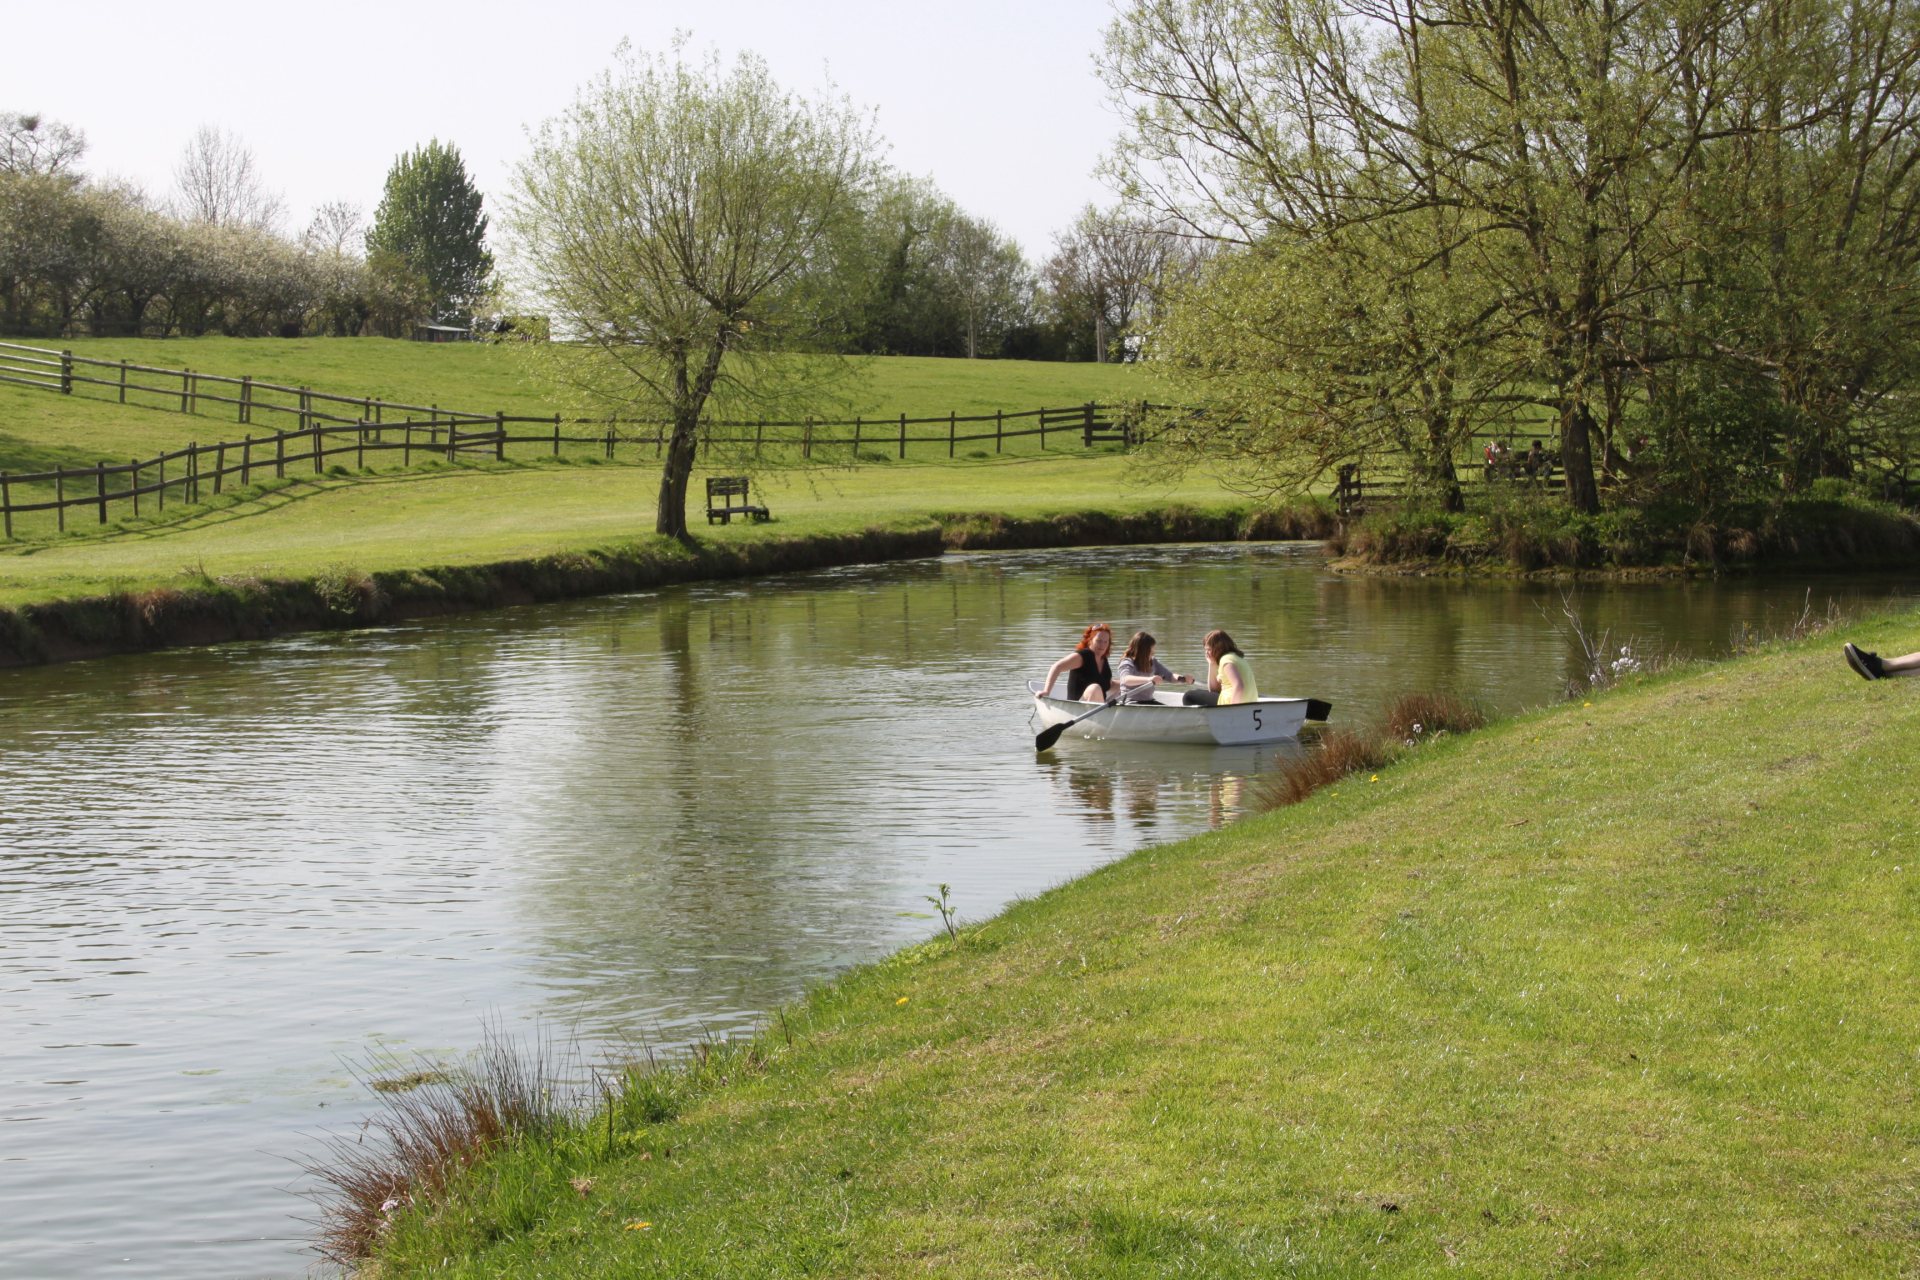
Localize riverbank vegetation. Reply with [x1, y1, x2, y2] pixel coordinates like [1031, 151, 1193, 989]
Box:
[1109, 0, 1920, 539]
[1333, 486, 1920, 573]
[325, 608, 1920, 1276]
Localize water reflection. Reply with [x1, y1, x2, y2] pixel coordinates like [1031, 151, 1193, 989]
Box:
[0, 544, 1911, 1279]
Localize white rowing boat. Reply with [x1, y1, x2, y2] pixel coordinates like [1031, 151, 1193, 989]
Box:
[1028, 679, 1331, 746]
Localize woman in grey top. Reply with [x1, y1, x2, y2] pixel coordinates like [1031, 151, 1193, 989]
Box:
[1113, 630, 1186, 703]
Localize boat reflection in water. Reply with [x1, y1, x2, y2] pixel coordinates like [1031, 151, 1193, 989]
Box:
[1036, 736, 1309, 835]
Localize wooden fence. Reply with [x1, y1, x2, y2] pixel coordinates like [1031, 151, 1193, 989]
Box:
[0, 340, 1155, 538]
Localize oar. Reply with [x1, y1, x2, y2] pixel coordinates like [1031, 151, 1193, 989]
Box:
[1035, 684, 1133, 753]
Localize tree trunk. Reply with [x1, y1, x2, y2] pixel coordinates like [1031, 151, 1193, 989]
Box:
[656, 414, 698, 540]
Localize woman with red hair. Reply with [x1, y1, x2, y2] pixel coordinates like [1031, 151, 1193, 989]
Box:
[1039, 622, 1115, 703]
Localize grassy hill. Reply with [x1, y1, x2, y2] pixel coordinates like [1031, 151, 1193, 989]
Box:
[356, 613, 1920, 1278]
[0, 337, 1147, 463]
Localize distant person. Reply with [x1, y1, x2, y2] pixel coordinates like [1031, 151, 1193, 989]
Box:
[1040, 622, 1114, 703]
[1844, 642, 1920, 681]
[1183, 629, 1260, 706]
[1525, 438, 1547, 478]
[1113, 630, 1186, 703]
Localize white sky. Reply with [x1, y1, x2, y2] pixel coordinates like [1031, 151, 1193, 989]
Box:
[6, 0, 1126, 266]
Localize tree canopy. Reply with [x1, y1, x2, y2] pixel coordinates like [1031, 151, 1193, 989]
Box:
[507, 42, 880, 538]
[366, 140, 493, 326]
[1105, 0, 1920, 513]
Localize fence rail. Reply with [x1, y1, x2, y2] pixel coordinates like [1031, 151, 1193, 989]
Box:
[0, 340, 1157, 539]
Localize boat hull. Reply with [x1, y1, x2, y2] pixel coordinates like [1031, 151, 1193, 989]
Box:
[1028, 680, 1322, 746]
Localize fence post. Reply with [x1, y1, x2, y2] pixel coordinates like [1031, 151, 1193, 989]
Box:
[1, 471, 10, 541]
[118, 359, 128, 404]
[276, 431, 286, 479]
[606, 425, 614, 460]
[898, 412, 907, 460]
[131, 459, 140, 518]
[158, 455, 165, 511]
[446, 416, 458, 463]
[949, 411, 956, 459]
[241, 436, 252, 487]
[496, 411, 506, 462]
[214, 441, 225, 494]
[357, 422, 366, 470]
[757, 418, 766, 459]
[189, 443, 199, 503]
[187, 372, 198, 416]
[553, 414, 561, 457]
[403, 424, 412, 467]
[300, 388, 312, 436]
[57, 470, 65, 533]
[60, 350, 72, 394]
[996, 409, 1003, 454]
[179, 369, 190, 414]
[852, 416, 861, 459]
[240, 376, 252, 424]
[803, 417, 813, 460]
[96, 461, 107, 523]
[1083, 402, 1095, 448]
[313, 423, 324, 473]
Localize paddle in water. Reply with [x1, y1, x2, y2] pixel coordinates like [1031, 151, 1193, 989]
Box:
[1034, 685, 1131, 753]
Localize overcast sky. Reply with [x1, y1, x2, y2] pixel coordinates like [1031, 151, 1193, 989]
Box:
[7, 0, 1126, 267]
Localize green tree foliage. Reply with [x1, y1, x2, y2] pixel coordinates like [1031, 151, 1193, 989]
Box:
[1106, 0, 1920, 513]
[507, 42, 880, 538]
[835, 176, 1034, 358]
[366, 140, 493, 326]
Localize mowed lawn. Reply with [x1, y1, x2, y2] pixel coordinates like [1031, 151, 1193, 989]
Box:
[363, 613, 1920, 1278]
[0, 454, 1239, 606]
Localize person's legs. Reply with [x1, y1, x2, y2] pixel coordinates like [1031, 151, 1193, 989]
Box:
[1079, 685, 1110, 703]
[1845, 643, 1920, 680]
[1182, 688, 1220, 706]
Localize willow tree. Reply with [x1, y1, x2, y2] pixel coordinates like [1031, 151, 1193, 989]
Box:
[508, 43, 878, 539]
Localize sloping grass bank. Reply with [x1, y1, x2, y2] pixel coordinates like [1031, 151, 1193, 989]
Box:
[353, 613, 1920, 1278]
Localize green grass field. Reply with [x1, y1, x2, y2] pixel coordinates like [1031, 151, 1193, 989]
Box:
[0, 337, 1146, 467]
[0, 339, 1203, 607]
[0, 452, 1246, 607]
[354, 611, 1920, 1278]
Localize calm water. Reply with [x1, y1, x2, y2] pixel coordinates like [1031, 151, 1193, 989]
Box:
[0, 544, 1910, 1278]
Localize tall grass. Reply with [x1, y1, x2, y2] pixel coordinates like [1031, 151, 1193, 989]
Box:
[1258, 690, 1487, 809]
[301, 1029, 580, 1266]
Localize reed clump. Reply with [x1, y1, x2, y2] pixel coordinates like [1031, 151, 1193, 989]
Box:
[1259, 691, 1488, 810]
[303, 1031, 572, 1266]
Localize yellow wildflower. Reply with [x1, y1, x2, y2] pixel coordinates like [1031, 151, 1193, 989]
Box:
[625, 1221, 652, 1231]
[896, 996, 909, 1006]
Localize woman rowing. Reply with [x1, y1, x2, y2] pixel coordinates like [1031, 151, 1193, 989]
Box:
[1113, 630, 1186, 703]
[1039, 622, 1115, 703]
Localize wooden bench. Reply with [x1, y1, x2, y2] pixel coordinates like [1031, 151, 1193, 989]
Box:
[705, 475, 770, 525]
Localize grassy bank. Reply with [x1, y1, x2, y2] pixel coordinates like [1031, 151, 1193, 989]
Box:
[345, 608, 1919, 1277]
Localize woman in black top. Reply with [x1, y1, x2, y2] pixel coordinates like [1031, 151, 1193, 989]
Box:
[1039, 622, 1114, 702]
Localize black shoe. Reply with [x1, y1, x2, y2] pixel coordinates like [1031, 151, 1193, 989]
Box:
[1845, 643, 1886, 681]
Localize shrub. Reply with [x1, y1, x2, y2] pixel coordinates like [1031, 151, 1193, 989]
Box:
[1380, 691, 1485, 742]
[1257, 728, 1397, 808]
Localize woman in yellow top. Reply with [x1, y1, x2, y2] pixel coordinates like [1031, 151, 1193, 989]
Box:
[1183, 629, 1259, 706]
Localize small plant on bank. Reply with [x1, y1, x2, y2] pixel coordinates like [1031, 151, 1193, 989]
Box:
[925, 882, 960, 942]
